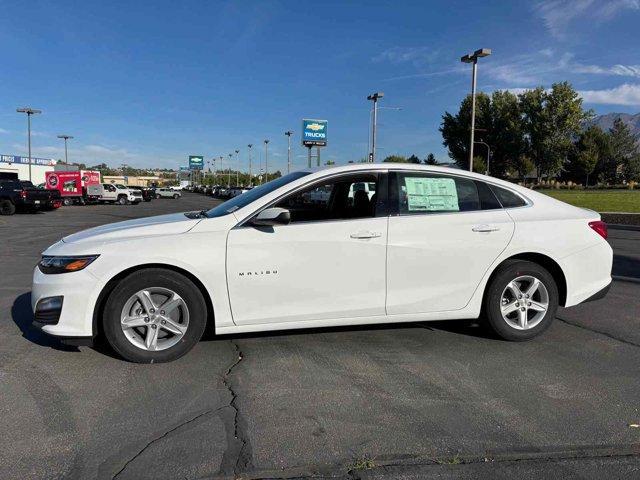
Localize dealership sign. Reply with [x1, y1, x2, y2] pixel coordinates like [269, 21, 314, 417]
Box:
[1, 154, 56, 166]
[302, 119, 328, 146]
[188, 155, 204, 170]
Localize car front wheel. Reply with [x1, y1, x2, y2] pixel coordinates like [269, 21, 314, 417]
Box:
[102, 268, 207, 363]
[483, 260, 558, 341]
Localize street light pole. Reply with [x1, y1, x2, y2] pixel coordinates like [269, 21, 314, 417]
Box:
[284, 131, 293, 174]
[57, 134, 74, 164]
[16, 107, 42, 182]
[247, 144, 253, 186]
[228, 154, 233, 187]
[474, 140, 491, 176]
[367, 92, 384, 162]
[461, 48, 491, 172]
[264, 139, 269, 182]
[235, 149, 240, 185]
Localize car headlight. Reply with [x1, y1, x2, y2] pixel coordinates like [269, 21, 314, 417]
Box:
[38, 255, 99, 274]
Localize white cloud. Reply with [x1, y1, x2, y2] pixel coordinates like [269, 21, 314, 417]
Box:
[535, 0, 639, 37]
[486, 51, 640, 86]
[0, 128, 9, 134]
[578, 83, 640, 105]
[372, 46, 440, 67]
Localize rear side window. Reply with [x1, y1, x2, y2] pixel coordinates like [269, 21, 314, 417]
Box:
[490, 185, 527, 208]
[396, 172, 484, 214]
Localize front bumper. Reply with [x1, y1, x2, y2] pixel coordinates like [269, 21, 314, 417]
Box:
[31, 266, 100, 338]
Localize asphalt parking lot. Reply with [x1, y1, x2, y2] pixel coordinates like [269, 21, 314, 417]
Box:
[2, 193, 639, 479]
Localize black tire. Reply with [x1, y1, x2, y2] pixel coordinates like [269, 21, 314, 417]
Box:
[483, 260, 558, 341]
[173, 194, 179, 199]
[102, 268, 207, 363]
[62, 197, 73, 206]
[0, 199, 16, 215]
[117, 195, 127, 205]
[156, 194, 161, 199]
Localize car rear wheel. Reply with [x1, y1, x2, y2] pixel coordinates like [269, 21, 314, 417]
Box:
[0, 199, 16, 215]
[62, 197, 73, 206]
[117, 195, 127, 205]
[483, 260, 558, 341]
[102, 268, 207, 363]
[173, 194, 179, 199]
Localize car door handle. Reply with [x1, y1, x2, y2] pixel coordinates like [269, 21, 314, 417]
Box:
[472, 225, 500, 233]
[350, 231, 382, 239]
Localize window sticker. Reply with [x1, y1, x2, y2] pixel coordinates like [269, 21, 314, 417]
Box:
[404, 177, 459, 212]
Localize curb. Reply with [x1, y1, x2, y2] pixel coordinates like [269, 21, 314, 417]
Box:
[608, 224, 640, 232]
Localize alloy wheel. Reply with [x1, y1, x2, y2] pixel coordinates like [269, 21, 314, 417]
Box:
[120, 287, 189, 351]
[500, 275, 549, 330]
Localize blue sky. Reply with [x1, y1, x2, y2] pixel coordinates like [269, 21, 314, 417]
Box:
[1, 0, 639, 171]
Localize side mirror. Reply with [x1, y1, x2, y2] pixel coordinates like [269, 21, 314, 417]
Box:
[251, 207, 291, 226]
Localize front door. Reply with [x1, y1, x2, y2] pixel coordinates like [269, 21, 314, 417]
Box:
[226, 171, 388, 325]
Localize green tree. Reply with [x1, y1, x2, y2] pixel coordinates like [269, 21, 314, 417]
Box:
[520, 82, 591, 180]
[407, 154, 421, 164]
[566, 126, 607, 185]
[440, 92, 491, 170]
[424, 153, 438, 165]
[382, 155, 408, 163]
[607, 118, 640, 182]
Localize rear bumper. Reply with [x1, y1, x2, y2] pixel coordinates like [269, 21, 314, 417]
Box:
[580, 281, 612, 304]
[560, 240, 613, 307]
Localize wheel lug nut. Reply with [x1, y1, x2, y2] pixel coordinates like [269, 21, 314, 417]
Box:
[527, 302, 531, 306]
[151, 324, 157, 329]
[150, 309, 155, 313]
[161, 320, 166, 325]
[521, 307, 526, 311]
[160, 310, 165, 315]
[518, 295, 522, 299]
[144, 317, 149, 323]
[515, 302, 519, 307]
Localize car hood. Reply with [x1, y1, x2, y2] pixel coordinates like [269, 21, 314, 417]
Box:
[62, 212, 203, 245]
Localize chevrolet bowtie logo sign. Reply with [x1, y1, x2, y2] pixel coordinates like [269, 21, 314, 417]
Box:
[302, 119, 328, 147]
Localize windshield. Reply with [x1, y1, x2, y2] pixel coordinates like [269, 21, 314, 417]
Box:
[205, 171, 311, 218]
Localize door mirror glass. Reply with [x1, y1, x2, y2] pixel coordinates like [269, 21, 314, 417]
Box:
[251, 207, 291, 226]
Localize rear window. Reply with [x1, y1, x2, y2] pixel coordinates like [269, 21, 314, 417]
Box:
[490, 185, 527, 208]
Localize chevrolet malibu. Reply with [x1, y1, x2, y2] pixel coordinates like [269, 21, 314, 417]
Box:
[32, 164, 612, 363]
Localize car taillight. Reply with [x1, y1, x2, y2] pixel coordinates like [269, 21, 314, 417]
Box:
[589, 220, 608, 240]
[20, 190, 27, 199]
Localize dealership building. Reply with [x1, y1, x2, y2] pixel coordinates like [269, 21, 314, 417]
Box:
[0, 154, 57, 184]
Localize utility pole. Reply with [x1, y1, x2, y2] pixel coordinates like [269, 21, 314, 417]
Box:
[247, 144, 253, 186]
[461, 48, 491, 172]
[366, 93, 383, 163]
[57, 135, 73, 164]
[16, 107, 42, 182]
[264, 139, 269, 182]
[284, 131, 293, 174]
[219, 155, 224, 186]
[228, 153, 233, 187]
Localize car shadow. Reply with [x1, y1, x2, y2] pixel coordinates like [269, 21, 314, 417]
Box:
[11, 292, 79, 351]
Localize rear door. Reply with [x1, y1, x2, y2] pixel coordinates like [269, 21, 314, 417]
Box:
[386, 171, 514, 314]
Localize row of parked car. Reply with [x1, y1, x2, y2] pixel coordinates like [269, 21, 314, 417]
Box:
[185, 184, 251, 199]
[0, 177, 183, 216]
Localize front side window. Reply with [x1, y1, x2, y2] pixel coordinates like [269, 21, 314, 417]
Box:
[273, 172, 380, 223]
[205, 171, 310, 218]
[395, 172, 501, 214]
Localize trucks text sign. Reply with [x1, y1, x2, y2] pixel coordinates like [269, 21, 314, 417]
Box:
[188, 155, 204, 170]
[302, 119, 328, 147]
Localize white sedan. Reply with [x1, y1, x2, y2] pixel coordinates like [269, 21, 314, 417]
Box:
[31, 164, 612, 363]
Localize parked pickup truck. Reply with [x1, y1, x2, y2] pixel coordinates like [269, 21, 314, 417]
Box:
[0, 179, 52, 215]
[87, 183, 142, 205]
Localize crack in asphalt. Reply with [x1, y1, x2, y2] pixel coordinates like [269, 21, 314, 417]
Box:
[111, 407, 224, 479]
[111, 340, 250, 479]
[218, 339, 252, 477]
[557, 317, 640, 348]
